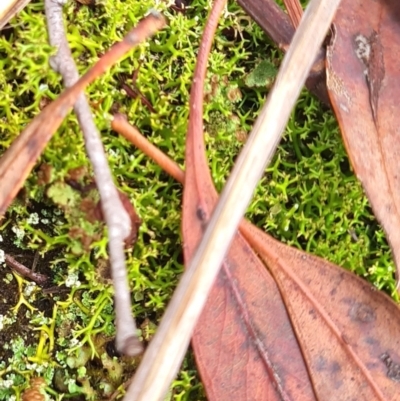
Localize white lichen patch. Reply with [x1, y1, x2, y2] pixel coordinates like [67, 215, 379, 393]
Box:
[0, 314, 16, 331]
[0, 378, 14, 388]
[12, 226, 25, 246]
[69, 337, 80, 347]
[65, 271, 81, 288]
[24, 282, 37, 297]
[27, 212, 40, 225]
[354, 34, 370, 75]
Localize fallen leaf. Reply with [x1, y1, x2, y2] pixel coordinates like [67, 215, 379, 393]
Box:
[111, 4, 400, 399]
[242, 221, 400, 400]
[326, 0, 400, 284]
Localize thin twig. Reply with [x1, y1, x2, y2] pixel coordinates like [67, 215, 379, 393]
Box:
[118, 74, 156, 113]
[112, 114, 184, 184]
[107, 375, 135, 401]
[123, 0, 341, 399]
[44, 0, 160, 356]
[5, 254, 48, 284]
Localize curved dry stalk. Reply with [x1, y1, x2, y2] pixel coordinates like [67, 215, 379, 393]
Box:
[123, 0, 341, 399]
[44, 0, 147, 356]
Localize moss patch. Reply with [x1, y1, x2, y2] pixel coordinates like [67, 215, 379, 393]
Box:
[0, 0, 396, 399]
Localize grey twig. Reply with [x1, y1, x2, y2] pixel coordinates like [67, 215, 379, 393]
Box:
[44, 0, 142, 356]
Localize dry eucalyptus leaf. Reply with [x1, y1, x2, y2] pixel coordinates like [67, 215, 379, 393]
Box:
[326, 0, 400, 286]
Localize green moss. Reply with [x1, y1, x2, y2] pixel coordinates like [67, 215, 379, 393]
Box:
[0, 0, 396, 399]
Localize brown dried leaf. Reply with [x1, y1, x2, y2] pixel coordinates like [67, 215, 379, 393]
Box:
[113, 104, 400, 400]
[111, 4, 400, 399]
[242, 221, 400, 400]
[326, 0, 400, 284]
[183, 1, 400, 398]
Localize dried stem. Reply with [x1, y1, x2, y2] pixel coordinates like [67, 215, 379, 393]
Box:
[282, 0, 303, 28]
[44, 0, 162, 355]
[5, 254, 48, 284]
[123, 0, 341, 399]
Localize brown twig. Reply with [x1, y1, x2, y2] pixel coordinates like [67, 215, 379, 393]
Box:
[43, 1, 164, 356]
[112, 114, 184, 184]
[282, 0, 303, 28]
[120, 82, 156, 113]
[118, 70, 156, 113]
[5, 254, 48, 284]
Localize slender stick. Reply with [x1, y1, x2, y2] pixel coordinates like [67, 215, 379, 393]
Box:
[112, 114, 185, 184]
[45, 0, 142, 356]
[124, 0, 341, 399]
[5, 254, 48, 284]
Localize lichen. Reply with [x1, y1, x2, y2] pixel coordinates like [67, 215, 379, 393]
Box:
[245, 59, 277, 88]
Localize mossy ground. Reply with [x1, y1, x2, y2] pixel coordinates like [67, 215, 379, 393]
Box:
[0, 0, 396, 399]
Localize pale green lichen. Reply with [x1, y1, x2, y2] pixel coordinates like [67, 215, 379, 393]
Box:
[245, 59, 277, 88]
